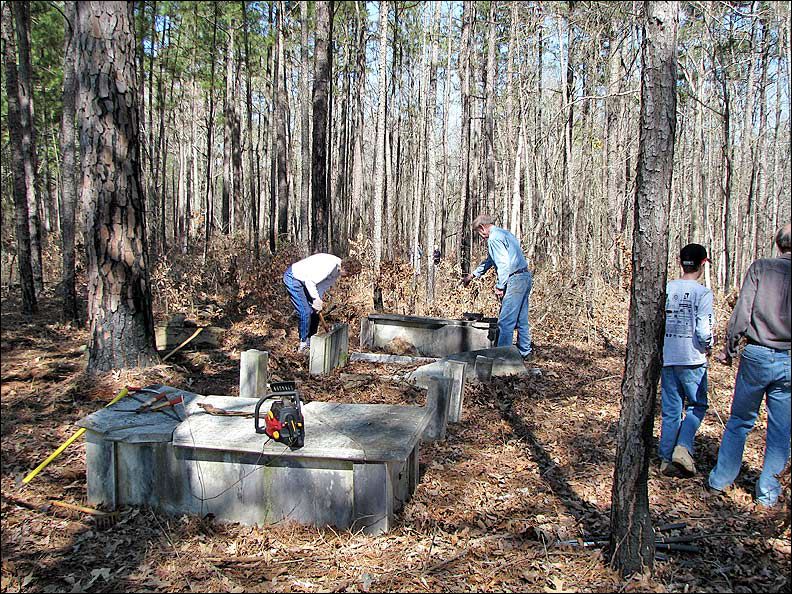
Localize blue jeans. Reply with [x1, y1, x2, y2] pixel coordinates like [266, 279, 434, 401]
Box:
[708, 344, 792, 506]
[283, 267, 319, 342]
[496, 271, 532, 356]
[658, 365, 708, 461]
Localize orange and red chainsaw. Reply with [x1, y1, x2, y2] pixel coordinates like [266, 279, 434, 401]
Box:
[254, 382, 304, 449]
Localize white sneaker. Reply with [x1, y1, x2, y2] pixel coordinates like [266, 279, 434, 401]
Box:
[297, 341, 309, 353]
[672, 445, 696, 475]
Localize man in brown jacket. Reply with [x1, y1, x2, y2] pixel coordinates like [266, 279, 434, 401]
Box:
[708, 223, 791, 507]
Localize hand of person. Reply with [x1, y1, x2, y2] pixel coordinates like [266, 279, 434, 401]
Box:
[714, 348, 732, 366]
[460, 274, 474, 287]
[493, 287, 504, 299]
[312, 298, 324, 312]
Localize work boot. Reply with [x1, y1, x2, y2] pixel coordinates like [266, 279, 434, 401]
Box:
[672, 445, 696, 475]
[660, 460, 674, 476]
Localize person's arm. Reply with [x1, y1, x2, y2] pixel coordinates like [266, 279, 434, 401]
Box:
[488, 237, 511, 290]
[724, 264, 759, 358]
[304, 280, 320, 302]
[472, 255, 494, 278]
[696, 289, 714, 351]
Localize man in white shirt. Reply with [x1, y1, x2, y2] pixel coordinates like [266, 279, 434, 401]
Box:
[283, 254, 361, 352]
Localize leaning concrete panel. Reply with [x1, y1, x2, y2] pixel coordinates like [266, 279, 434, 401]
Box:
[444, 360, 467, 423]
[423, 377, 452, 442]
[352, 462, 393, 535]
[310, 324, 350, 375]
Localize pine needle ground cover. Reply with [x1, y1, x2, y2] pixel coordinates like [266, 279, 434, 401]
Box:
[1, 245, 789, 593]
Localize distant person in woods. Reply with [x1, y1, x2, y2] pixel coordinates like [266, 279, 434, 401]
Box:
[659, 243, 714, 477]
[708, 223, 791, 507]
[461, 214, 533, 361]
[283, 254, 362, 353]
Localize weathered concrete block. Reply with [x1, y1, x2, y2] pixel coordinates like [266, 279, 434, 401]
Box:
[475, 356, 494, 381]
[309, 324, 349, 375]
[423, 376, 452, 442]
[352, 463, 394, 535]
[155, 325, 222, 351]
[361, 313, 498, 357]
[239, 349, 269, 398]
[409, 346, 527, 388]
[444, 360, 467, 423]
[81, 395, 429, 533]
[349, 352, 438, 364]
[360, 317, 375, 350]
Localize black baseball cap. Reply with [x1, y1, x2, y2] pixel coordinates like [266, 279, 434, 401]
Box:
[680, 243, 708, 267]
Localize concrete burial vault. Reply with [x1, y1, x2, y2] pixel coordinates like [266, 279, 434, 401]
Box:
[77, 319, 532, 535]
[78, 387, 428, 535]
[360, 313, 499, 358]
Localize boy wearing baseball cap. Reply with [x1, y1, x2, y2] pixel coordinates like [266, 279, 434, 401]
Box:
[659, 243, 714, 476]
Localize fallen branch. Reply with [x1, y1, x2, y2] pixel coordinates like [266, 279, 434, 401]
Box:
[203, 555, 333, 565]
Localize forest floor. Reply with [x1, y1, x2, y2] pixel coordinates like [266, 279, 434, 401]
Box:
[1, 242, 790, 593]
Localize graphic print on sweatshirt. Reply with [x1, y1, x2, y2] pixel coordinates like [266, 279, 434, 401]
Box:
[666, 291, 695, 339]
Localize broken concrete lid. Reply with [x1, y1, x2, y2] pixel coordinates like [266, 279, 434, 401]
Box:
[408, 346, 528, 388]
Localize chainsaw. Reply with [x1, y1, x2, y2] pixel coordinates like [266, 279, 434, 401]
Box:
[254, 381, 305, 449]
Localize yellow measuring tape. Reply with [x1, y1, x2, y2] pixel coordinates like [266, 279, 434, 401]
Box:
[22, 387, 130, 485]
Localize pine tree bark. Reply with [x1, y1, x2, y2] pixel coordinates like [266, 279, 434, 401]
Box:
[59, 1, 79, 323]
[242, 1, 259, 258]
[12, 1, 44, 294]
[311, 0, 332, 253]
[373, 0, 388, 273]
[425, 3, 440, 302]
[350, 1, 366, 242]
[440, 9, 452, 256]
[484, 1, 496, 215]
[299, 0, 311, 245]
[610, 0, 678, 577]
[203, 3, 219, 263]
[75, 0, 159, 372]
[275, 3, 289, 244]
[1, 3, 37, 314]
[222, 20, 234, 234]
[458, 0, 473, 273]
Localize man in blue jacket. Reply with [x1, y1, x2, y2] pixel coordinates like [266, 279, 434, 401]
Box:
[462, 214, 533, 361]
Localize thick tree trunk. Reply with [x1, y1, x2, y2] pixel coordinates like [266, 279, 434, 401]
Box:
[425, 3, 440, 302]
[12, 1, 44, 294]
[203, 3, 218, 263]
[300, 0, 311, 246]
[440, 9, 452, 257]
[276, 3, 289, 244]
[222, 22, 234, 234]
[242, 1, 259, 258]
[59, 1, 79, 323]
[373, 0, 388, 273]
[1, 3, 37, 314]
[458, 1, 473, 273]
[350, 1, 366, 243]
[484, 1, 496, 216]
[610, 0, 678, 577]
[311, 0, 332, 253]
[75, 0, 159, 372]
